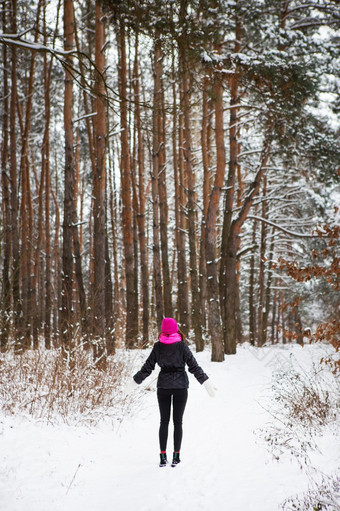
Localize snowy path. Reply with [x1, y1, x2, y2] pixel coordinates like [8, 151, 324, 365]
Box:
[0, 345, 336, 511]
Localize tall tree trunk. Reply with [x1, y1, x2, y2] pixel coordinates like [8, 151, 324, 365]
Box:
[25, 4, 43, 350]
[105, 221, 115, 355]
[72, 206, 87, 336]
[199, 82, 212, 333]
[235, 128, 244, 342]
[108, 157, 120, 322]
[177, 111, 190, 334]
[248, 215, 258, 345]
[219, 79, 238, 353]
[44, 0, 61, 349]
[181, 64, 203, 350]
[0, 5, 10, 350]
[51, 179, 62, 346]
[74, 18, 96, 176]
[133, 35, 149, 344]
[19, 103, 31, 349]
[219, 17, 244, 355]
[151, 37, 165, 329]
[71, 125, 87, 339]
[224, 143, 270, 354]
[173, 56, 189, 334]
[294, 302, 303, 345]
[52, 184, 61, 346]
[43, 7, 51, 349]
[271, 280, 278, 344]
[158, 81, 173, 318]
[32, 147, 44, 350]
[205, 71, 225, 362]
[9, 0, 22, 350]
[92, 0, 107, 364]
[257, 177, 267, 347]
[20, 0, 42, 350]
[118, 21, 138, 346]
[61, 0, 75, 353]
[263, 226, 276, 345]
[44, 131, 52, 348]
[281, 289, 286, 344]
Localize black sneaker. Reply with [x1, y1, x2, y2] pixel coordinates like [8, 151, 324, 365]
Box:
[171, 452, 181, 467]
[159, 452, 168, 467]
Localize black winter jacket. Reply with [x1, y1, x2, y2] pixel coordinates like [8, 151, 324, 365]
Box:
[133, 341, 209, 389]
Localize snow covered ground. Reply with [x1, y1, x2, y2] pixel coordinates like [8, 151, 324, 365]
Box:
[0, 344, 339, 511]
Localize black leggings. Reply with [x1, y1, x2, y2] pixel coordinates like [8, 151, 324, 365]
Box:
[157, 388, 188, 452]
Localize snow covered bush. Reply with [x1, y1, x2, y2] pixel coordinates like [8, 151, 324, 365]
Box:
[272, 365, 336, 429]
[260, 358, 339, 467]
[258, 350, 340, 509]
[281, 472, 340, 511]
[0, 346, 135, 425]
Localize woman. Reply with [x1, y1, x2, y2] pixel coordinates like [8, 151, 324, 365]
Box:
[127, 317, 215, 467]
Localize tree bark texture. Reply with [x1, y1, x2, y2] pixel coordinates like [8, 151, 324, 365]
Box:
[223, 143, 270, 354]
[199, 83, 212, 333]
[176, 95, 190, 335]
[118, 22, 139, 347]
[1, 5, 11, 350]
[151, 37, 165, 330]
[257, 177, 267, 347]
[249, 216, 258, 345]
[61, 0, 75, 352]
[158, 78, 173, 318]
[92, 0, 107, 364]
[133, 35, 149, 344]
[181, 65, 203, 351]
[10, 0, 22, 349]
[205, 74, 226, 362]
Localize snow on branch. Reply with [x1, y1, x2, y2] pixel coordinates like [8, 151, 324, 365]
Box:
[73, 112, 97, 123]
[0, 33, 77, 56]
[0, 32, 122, 106]
[247, 215, 325, 239]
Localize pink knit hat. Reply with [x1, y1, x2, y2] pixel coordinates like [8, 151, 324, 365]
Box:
[161, 317, 178, 335]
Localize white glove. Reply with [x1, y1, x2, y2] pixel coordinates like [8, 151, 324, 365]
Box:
[203, 379, 216, 398]
[125, 378, 139, 394]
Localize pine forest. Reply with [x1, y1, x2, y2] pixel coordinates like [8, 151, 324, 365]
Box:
[0, 0, 339, 365]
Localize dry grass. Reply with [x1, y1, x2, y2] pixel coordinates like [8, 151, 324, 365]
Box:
[0, 345, 136, 425]
[257, 355, 340, 509]
[272, 366, 337, 429]
[259, 362, 339, 467]
[281, 472, 340, 511]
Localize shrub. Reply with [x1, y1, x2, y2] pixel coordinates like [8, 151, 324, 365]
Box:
[258, 355, 339, 467]
[0, 345, 136, 425]
[258, 352, 340, 509]
[281, 472, 340, 511]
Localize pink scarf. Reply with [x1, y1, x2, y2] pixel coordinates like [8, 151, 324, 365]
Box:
[159, 332, 182, 344]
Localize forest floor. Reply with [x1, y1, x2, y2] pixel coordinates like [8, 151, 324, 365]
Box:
[0, 343, 339, 511]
